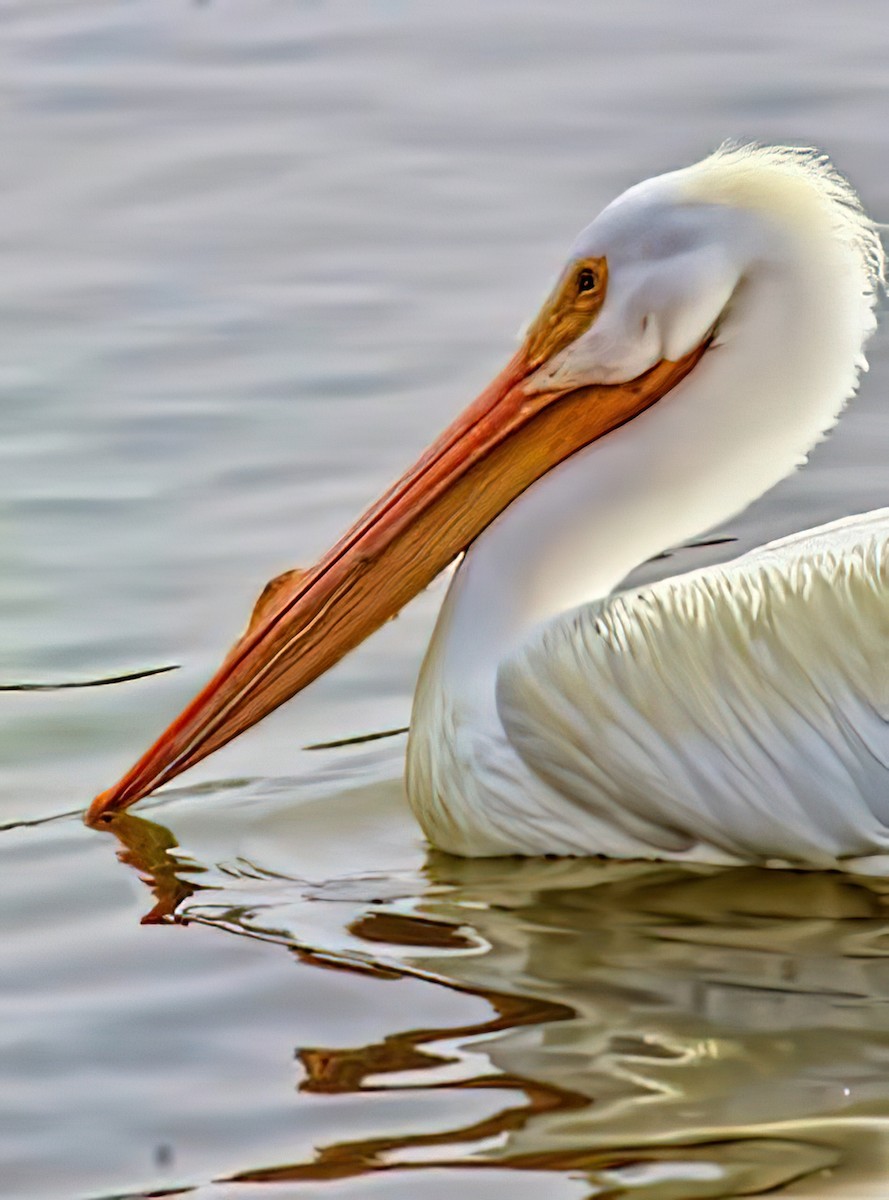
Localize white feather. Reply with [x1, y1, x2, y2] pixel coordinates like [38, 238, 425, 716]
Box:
[406, 144, 888, 866]
[498, 510, 889, 868]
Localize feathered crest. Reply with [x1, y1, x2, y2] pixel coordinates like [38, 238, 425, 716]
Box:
[697, 141, 885, 304]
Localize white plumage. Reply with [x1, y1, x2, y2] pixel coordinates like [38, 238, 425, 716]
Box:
[498, 510, 889, 869]
[406, 145, 889, 865]
[90, 143, 889, 861]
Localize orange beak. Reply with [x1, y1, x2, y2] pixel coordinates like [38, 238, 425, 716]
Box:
[86, 331, 709, 823]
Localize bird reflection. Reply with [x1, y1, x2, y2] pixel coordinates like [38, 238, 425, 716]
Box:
[101, 809, 205, 923]
[99, 808, 889, 1197]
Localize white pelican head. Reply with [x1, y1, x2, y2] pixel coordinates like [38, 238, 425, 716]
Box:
[533, 142, 882, 390]
[88, 143, 884, 820]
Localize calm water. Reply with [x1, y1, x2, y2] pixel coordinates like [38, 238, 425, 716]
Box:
[3, 2, 889, 1197]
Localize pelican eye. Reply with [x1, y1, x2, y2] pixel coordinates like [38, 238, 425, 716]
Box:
[577, 267, 598, 294]
[524, 255, 606, 366]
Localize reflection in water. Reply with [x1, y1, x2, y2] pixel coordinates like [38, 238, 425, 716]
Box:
[105, 810, 205, 924]
[102, 809, 889, 1197]
[256, 967, 583, 1187]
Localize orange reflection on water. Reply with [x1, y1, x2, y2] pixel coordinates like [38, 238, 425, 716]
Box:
[98, 808, 889, 1198]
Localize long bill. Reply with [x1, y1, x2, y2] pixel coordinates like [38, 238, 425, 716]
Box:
[86, 335, 710, 823]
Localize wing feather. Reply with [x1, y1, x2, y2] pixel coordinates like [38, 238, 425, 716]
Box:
[496, 510, 889, 865]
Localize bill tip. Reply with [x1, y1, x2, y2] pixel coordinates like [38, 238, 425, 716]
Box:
[85, 788, 121, 826]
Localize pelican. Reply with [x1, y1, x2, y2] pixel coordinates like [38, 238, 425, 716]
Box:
[88, 143, 889, 870]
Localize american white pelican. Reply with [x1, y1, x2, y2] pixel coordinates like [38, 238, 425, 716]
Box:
[89, 143, 889, 870]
